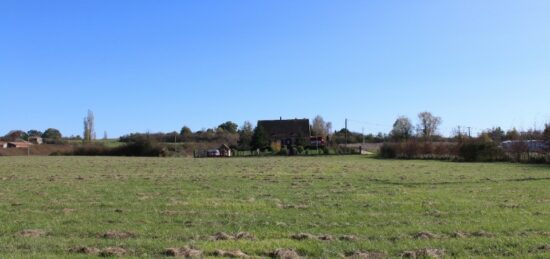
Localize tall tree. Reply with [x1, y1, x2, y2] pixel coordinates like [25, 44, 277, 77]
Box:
[180, 126, 192, 139]
[505, 128, 520, 141]
[83, 110, 95, 143]
[417, 111, 441, 141]
[27, 129, 43, 137]
[4, 130, 28, 141]
[543, 124, 550, 141]
[42, 128, 62, 143]
[238, 121, 254, 150]
[487, 127, 505, 142]
[390, 116, 413, 141]
[218, 121, 239, 133]
[311, 115, 331, 137]
[251, 126, 269, 150]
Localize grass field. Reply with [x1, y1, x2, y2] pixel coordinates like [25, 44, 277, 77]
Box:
[1, 156, 550, 258]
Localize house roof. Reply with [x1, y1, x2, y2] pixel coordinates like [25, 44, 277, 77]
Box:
[257, 119, 310, 138]
[8, 141, 32, 147]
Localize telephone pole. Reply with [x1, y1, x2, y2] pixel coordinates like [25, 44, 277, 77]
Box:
[467, 127, 471, 138]
[345, 118, 348, 149]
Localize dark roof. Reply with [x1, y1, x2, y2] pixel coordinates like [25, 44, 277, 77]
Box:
[8, 141, 32, 148]
[257, 119, 310, 138]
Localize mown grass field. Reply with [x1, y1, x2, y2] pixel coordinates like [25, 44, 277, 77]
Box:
[1, 156, 550, 258]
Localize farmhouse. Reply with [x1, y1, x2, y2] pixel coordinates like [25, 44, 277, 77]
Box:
[219, 144, 232, 157]
[257, 118, 311, 148]
[28, 136, 43, 145]
[7, 141, 32, 148]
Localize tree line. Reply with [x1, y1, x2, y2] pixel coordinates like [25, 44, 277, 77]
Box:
[381, 111, 550, 163]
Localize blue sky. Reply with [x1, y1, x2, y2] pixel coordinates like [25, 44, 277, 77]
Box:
[1, 1, 550, 137]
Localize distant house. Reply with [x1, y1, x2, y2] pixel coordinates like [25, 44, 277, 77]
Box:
[257, 118, 311, 148]
[0, 142, 7, 149]
[7, 141, 32, 148]
[28, 136, 43, 145]
[219, 144, 232, 157]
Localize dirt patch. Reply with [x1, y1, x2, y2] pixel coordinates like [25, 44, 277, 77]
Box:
[346, 251, 386, 258]
[538, 244, 550, 251]
[235, 232, 256, 240]
[211, 232, 234, 240]
[277, 203, 309, 209]
[63, 208, 75, 214]
[318, 234, 334, 241]
[18, 229, 46, 237]
[213, 249, 250, 258]
[69, 246, 101, 255]
[164, 247, 203, 257]
[99, 247, 127, 257]
[471, 230, 494, 237]
[417, 248, 445, 258]
[100, 231, 136, 239]
[291, 233, 316, 240]
[451, 231, 469, 238]
[401, 248, 445, 258]
[270, 248, 302, 259]
[339, 235, 358, 241]
[413, 231, 437, 239]
[211, 232, 256, 241]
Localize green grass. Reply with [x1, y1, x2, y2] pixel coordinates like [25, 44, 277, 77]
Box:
[1, 156, 550, 258]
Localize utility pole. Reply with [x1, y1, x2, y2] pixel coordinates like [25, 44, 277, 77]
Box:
[345, 118, 348, 151]
[467, 127, 471, 138]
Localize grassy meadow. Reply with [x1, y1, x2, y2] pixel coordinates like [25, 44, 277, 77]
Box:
[0, 156, 550, 258]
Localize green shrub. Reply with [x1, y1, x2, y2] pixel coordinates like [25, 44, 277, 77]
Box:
[278, 147, 289, 156]
[458, 141, 503, 162]
[379, 143, 397, 158]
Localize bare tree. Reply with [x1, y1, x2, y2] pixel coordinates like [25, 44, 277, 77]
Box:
[417, 111, 441, 141]
[544, 123, 550, 141]
[390, 116, 413, 141]
[103, 131, 108, 140]
[311, 115, 331, 137]
[451, 126, 465, 142]
[83, 110, 95, 143]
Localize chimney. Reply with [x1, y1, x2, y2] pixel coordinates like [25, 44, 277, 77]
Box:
[280, 116, 282, 120]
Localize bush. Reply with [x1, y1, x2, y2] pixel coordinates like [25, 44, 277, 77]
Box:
[379, 143, 396, 158]
[458, 141, 503, 162]
[70, 139, 165, 157]
[270, 142, 281, 153]
[296, 145, 305, 154]
[278, 147, 289, 156]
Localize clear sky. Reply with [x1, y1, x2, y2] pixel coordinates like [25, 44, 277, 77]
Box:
[1, 1, 550, 137]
